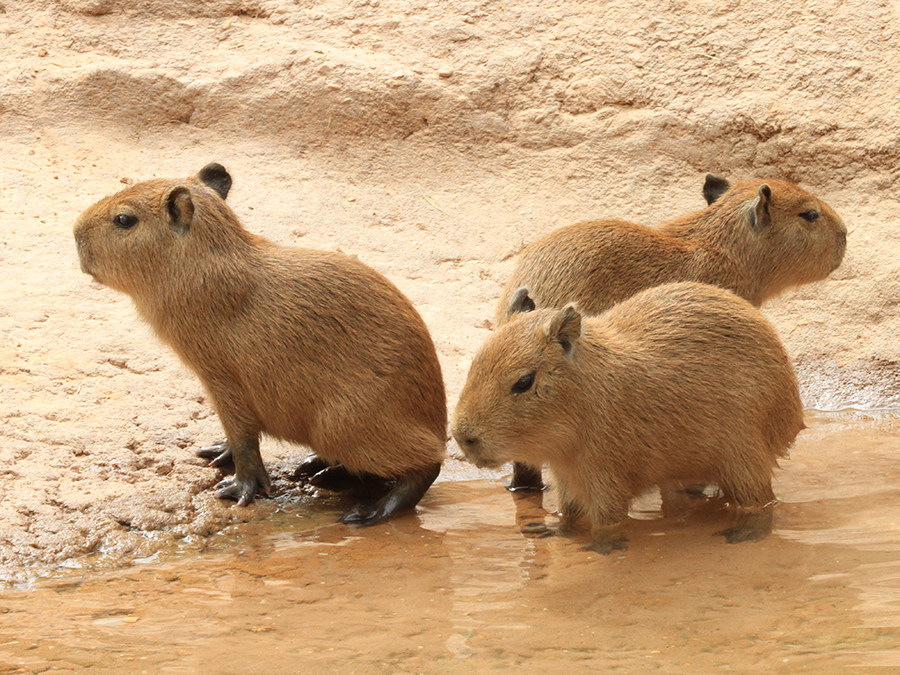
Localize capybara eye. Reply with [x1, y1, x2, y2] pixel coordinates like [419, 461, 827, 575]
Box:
[799, 210, 819, 223]
[114, 214, 138, 229]
[511, 372, 536, 394]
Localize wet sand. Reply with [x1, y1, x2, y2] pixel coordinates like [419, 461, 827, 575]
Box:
[2, 411, 899, 674]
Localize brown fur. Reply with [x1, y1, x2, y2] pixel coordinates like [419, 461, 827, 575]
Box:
[496, 176, 847, 326]
[453, 282, 805, 548]
[74, 164, 447, 524]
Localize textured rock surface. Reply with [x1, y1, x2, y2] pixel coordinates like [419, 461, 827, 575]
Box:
[0, 0, 898, 580]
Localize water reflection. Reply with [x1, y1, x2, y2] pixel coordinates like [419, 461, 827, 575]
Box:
[0, 412, 899, 671]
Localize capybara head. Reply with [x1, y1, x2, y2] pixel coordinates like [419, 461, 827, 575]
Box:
[73, 163, 242, 297]
[694, 176, 847, 292]
[452, 293, 582, 469]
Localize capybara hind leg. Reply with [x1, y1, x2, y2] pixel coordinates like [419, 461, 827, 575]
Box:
[309, 465, 395, 496]
[214, 437, 271, 506]
[509, 462, 545, 492]
[197, 440, 232, 467]
[339, 461, 441, 526]
[715, 506, 774, 544]
[291, 458, 394, 494]
[289, 455, 330, 481]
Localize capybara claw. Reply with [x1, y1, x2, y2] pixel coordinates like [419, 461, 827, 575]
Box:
[289, 455, 331, 482]
[338, 503, 380, 526]
[215, 476, 269, 506]
[198, 441, 233, 467]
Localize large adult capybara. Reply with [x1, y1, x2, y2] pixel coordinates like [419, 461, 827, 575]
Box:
[73, 163, 447, 525]
[453, 282, 805, 553]
[497, 174, 844, 489]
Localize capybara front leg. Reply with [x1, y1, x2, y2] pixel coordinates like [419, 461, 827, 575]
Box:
[339, 461, 441, 526]
[213, 436, 271, 506]
[508, 462, 545, 492]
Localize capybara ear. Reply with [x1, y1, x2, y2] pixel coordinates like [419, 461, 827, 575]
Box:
[749, 184, 772, 233]
[547, 304, 581, 355]
[509, 287, 536, 314]
[703, 174, 730, 205]
[197, 163, 232, 200]
[165, 186, 194, 235]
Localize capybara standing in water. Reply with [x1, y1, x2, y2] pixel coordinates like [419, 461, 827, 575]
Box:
[497, 175, 845, 489]
[453, 282, 805, 553]
[73, 163, 446, 525]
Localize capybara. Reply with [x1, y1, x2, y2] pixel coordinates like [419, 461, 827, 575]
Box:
[73, 163, 447, 525]
[453, 282, 805, 552]
[497, 174, 844, 489]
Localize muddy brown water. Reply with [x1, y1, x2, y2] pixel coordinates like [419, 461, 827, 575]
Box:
[1, 411, 900, 674]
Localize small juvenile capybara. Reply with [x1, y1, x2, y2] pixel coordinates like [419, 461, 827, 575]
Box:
[73, 163, 447, 525]
[497, 174, 844, 489]
[452, 282, 805, 553]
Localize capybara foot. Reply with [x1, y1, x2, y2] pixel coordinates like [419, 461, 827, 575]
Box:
[584, 526, 628, 554]
[715, 507, 774, 544]
[309, 465, 395, 496]
[507, 462, 545, 492]
[339, 462, 441, 526]
[215, 472, 272, 507]
[197, 440, 233, 467]
[288, 455, 331, 482]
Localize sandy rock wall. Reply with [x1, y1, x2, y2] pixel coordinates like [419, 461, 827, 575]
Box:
[0, 0, 898, 579]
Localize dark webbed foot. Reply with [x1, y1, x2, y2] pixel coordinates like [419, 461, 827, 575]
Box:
[715, 507, 774, 544]
[507, 462, 546, 492]
[197, 440, 233, 468]
[339, 462, 441, 526]
[309, 465, 394, 496]
[215, 476, 271, 506]
[289, 455, 331, 481]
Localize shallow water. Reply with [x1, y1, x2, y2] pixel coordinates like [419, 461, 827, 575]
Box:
[2, 411, 900, 674]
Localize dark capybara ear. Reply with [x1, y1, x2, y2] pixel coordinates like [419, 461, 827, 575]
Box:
[547, 304, 581, 356]
[165, 186, 194, 235]
[509, 287, 536, 314]
[703, 174, 731, 205]
[198, 163, 232, 200]
[748, 183, 772, 233]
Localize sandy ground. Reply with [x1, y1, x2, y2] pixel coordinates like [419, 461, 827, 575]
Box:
[1, 0, 900, 598]
[0, 412, 899, 673]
